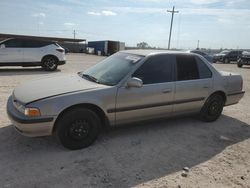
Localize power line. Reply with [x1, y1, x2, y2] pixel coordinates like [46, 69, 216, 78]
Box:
[167, 6, 179, 50]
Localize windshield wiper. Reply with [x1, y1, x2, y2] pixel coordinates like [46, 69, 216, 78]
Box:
[82, 74, 99, 83]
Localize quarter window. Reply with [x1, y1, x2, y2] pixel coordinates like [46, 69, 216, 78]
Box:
[195, 57, 212, 79]
[132, 55, 173, 84]
[22, 40, 51, 48]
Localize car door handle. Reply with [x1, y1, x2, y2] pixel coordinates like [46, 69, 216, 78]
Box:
[162, 89, 172, 93]
[203, 86, 209, 89]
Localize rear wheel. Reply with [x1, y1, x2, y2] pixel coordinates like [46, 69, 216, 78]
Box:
[42, 56, 58, 71]
[56, 108, 101, 150]
[200, 94, 225, 122]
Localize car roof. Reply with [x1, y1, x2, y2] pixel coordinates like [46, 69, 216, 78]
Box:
[120, 49, 191, 56]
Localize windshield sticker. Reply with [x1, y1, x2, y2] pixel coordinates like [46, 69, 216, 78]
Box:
[125, 56, 141, 63]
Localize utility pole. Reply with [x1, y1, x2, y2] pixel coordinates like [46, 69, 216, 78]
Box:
[197, 40, 200, 50]
[167, 6, 179, 50]
[73, 30, 76, 40]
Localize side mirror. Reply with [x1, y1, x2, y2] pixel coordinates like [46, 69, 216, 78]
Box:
[127, 77, 143, 88]
[0, 44, 5, 49]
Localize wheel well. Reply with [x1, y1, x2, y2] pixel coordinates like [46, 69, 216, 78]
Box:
[42, 55, 59, 63]
[53, 104, 109, 133]
[210, 91, 226, 103]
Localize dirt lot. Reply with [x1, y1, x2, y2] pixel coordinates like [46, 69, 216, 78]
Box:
[0, 53, 250, 188]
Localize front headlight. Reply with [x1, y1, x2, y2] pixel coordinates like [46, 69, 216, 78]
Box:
[24, 107, 41, 117]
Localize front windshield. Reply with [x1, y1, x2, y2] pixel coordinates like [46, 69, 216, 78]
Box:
[79, 52, 143, 86]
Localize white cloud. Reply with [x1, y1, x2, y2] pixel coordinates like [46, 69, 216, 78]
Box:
[105, 6, 250, 24]
[189, 0, 220, 4]
[87, 11, 101, 16]
[101, 10, 117, 16]
[32, 12, 46, 18]
[104, 7, 165, 14]
[87, 10, 117, 16]
[64, 22, 76, 27]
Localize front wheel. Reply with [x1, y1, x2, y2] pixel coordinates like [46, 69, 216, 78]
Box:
[42, 56, 58, 71]
[237, 59, 243, 68]
[56, 108, 101, 150]
[200, 94, 225, 122]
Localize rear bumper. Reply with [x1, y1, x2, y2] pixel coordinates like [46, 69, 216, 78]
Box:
[225, 91, 245, 106]
[7, 96, 55, 137]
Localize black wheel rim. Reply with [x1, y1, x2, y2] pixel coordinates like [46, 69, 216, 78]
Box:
[69, 119, 90, 140]
[208, 101, 221, 116]
[45, 58, 56, 69]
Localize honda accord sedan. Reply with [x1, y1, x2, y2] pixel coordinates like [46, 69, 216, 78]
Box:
[7, 50, 245, 150]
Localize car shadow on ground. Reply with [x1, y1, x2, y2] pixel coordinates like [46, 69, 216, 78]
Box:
[0, 115, 249, 187]
[241, 66, 250, 69]
[0, 68, 61, 76]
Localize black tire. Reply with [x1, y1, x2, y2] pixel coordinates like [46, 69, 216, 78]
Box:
[42, 56, 58, 71]
[200, 94, 225, 122]
[237, 59, 243, 68]
[56, 108, 101, 150]
[223, 58, 230, 64]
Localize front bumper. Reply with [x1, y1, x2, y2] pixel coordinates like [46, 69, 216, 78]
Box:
[7, 96, 55, 137]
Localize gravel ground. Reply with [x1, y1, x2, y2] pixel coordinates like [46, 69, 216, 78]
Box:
[0, 53, 249, 188]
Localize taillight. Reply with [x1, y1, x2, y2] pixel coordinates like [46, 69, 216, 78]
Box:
[56, 48, 64, 53]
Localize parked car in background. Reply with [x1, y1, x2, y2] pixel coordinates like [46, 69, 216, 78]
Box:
[0, 38, 66, 71]
[213, 50, 243, 64]
[63, 47, 70, 54]
[7, 50, 245, 150]
[187, 50, 213, 63]
[237, 51, 250, 68]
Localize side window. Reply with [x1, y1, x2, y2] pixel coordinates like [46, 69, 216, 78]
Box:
[132, 55, 173, 84]
[4, 39, 23, 48]
[195, 57, 212, 79]
[23, 40, 43, 48]
[39, 41, 51, 47]
[176, 55, 199, 81]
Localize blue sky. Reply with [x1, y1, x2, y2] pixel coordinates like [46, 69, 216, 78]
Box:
[0, 0, 250, 49]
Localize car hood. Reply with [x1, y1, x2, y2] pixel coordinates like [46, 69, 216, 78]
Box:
[214, 53, 226, 57]
[13, 74, 101, 104]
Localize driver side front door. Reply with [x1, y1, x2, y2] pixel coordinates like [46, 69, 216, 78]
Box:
[115, 54, 175, 125]
[0, 39, 24, 63]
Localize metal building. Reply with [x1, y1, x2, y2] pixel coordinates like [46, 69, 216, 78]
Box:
[87, 40, 125, 56]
